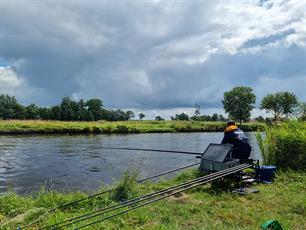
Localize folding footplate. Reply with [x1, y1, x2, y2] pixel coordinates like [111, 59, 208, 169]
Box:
[199, 143, 240, 173]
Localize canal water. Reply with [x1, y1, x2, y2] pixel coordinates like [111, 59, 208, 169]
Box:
[0, 132, 262, 194]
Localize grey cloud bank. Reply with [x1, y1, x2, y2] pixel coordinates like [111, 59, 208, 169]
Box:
[0, 0, 305, 117]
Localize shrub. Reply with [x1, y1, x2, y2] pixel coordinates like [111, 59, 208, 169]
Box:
[115, 125, 129, 133]
[92, 126, 102, 134]
[257, 121, 306, 171]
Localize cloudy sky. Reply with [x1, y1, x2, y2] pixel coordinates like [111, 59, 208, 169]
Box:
[0, 0, 305, 118]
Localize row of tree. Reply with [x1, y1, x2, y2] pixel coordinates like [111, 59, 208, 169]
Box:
[169, 112, 226, 121]
[0, 95, 138, 121]
[221, 87, 305, 122]
[0, 88, 305, 122]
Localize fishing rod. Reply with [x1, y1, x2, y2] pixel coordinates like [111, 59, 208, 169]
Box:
[101, 147, 203, 156]
[22, 162, 200, 229]
[70, 164, 251, 230]
[41, 164, 250, 230]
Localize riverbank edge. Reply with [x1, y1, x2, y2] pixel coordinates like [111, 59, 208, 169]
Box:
[0, 169, 305, 229]
[0, 120, 265, 135]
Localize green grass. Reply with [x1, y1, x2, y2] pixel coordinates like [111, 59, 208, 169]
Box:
[0, 169, 305, 230]
[1, 121, 304, 229]
[257, 121, 306, 170]
[0, 120, 265, 134]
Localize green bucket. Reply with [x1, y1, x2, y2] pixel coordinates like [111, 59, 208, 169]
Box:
[261, 220, 283, 230]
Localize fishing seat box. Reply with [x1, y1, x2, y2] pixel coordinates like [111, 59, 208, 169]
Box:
[199, 144, 240, 173]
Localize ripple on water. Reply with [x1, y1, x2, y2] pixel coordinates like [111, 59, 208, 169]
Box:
[0, 132, 262, 194]
[88, 167, 101, 172]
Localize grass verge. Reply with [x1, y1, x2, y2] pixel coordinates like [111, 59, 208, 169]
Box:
[0, 169, 305, 230]
[0, 120, 265, 135]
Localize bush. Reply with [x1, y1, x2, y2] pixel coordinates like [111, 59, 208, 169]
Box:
[257, 121, 306, 171]
[115, 125, 129, 133]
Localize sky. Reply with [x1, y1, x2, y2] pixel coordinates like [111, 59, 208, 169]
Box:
[0, 0, 305, 119]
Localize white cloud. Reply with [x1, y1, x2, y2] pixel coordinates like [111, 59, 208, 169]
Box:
[0, 0, 304, 115]
[151, 0, 306, 65]
[0, 65, 45, 102]
[0, 66, 23, 94]
[213, 0, 306, 53]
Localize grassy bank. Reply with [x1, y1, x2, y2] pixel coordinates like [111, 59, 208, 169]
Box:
[257, 121, 306, 170]
[0, 120, 265, 134]
[0, 169, 305, 230]
[1, 121, 305, 229]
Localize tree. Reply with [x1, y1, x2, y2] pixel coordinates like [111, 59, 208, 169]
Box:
[86, 99, 103, 121]
[218, 114, 226, 121]
[138, 113, 145, 120]
[260, 92, 298, 120]
[0, 94, 25, 119]
[25, 104, 39, 119]
[125, 111, 135, 120]
[281, 92, 298, 118]
[222, 86, 256, 124]
[76, 100, 94, 121]
[107, 109, 130, 121]
[255, 115, 265, 122]
[194, 103, 200, 117]
[100, 109, 111, 121]
[50, 105, 62, 120]
[12, 103, 25, 119]
[155, 116, 164, 121]
[38, 107, 52, 120]
[60, 97, 76, 121]
[211, 113, 218, 121]
[260, 94, 281, 120]
[173, 113, 189, 121]
[297, 102, 306, 121]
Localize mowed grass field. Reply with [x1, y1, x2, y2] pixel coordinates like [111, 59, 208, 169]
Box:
[0, 120, 265, 134]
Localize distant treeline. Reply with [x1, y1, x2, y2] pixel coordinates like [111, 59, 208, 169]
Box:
[0, 94, 229, 122]
[0, 95, 135, 121]
[170, 113, 226, 122]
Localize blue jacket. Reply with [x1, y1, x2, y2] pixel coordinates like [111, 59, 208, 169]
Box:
[221, 125, 251, 159]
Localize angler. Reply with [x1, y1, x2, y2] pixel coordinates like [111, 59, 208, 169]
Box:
[22, 133, 267, 230]
[221, 121, 252, 160]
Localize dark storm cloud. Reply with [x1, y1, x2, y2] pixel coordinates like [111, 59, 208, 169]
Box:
[0, 0, 305, 113]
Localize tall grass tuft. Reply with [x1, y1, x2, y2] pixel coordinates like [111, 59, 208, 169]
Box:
[257, 121, 306, 170]
[111, 170, 139, 202]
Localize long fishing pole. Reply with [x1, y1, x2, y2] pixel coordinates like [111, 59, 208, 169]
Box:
[23, 147, 202, 229]
[42, 164, 249, 230]
[73, 164, 251, 230]
[23, 162, 200, 229]
[101, 147, 203, 156]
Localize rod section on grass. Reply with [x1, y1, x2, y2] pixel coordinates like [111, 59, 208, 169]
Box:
[74, 164, 251, 230]
[30, 162, 200, 230]
[137, 162, 200, 182]
[42, 164, 250, 230]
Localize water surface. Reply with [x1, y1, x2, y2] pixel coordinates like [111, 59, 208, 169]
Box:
[0, 132, 261, 194]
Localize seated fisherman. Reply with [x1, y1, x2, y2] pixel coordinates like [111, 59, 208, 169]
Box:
[221, 121, 251, 160]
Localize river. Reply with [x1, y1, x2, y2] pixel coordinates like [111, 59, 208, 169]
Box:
[0, 132, 262, 194]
